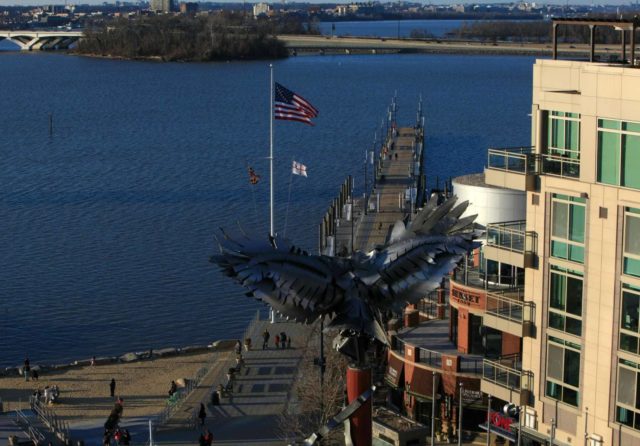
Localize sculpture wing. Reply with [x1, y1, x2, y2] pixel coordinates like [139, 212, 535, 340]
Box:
[370, 197, 479, 309]
[211, 231, 353, 323]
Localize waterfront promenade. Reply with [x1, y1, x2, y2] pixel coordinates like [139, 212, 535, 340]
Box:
[0, 317, 313, 445]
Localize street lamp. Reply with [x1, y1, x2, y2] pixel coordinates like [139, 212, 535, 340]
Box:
[431, 371, 436, 446]
[486, 395, 492, 446]
[458, 382, 463, 446]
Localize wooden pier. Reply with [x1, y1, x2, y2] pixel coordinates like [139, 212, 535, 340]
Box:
[320, 112, 425, 254]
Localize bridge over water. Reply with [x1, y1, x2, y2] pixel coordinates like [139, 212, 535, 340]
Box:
[0, 30, 83, 50]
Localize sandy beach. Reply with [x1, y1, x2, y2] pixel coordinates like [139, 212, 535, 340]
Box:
[0, 351, 217, 422]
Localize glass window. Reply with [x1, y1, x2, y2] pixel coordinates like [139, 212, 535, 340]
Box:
[624, 208, 640, 278]
[548, 111, 581, 158]
[549, 266, 583, 336]
[546, 336, 581, 407]
[597, 118, 640, 189]
[616, 359, 640, 430]
[551, 194, 586, 264]
[623, 135, 640, 190]
[620, 284, 640, 355]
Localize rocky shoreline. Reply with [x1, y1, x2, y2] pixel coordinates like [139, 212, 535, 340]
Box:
[1, 339, 236, 378]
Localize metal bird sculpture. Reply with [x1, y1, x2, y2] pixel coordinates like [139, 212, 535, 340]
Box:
[211, 196, 478, 362]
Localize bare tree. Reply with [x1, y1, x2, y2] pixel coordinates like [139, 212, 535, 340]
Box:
[279, 323, 348, 445]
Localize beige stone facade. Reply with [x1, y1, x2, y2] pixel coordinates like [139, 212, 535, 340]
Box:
[486, 59, 640, 445]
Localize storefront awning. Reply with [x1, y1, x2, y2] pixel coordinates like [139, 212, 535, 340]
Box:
[479, 422, 517, 443]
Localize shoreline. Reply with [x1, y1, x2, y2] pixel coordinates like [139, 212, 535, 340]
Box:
[0, 339, 236, 378]
[3, 37, 617, 61]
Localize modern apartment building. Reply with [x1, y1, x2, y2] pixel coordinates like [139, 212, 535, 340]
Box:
[484, 18, 640, 446]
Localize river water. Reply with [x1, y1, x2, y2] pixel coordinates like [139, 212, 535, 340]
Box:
[0, 50, 534, 367]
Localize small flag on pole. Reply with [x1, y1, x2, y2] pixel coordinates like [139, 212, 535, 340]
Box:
[248, 166, 261, 184]
[274, 83, 318, 126]
[292, 161, 308, 177]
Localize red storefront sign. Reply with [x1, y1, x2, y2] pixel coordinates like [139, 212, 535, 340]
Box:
[489, 411, 514, 431]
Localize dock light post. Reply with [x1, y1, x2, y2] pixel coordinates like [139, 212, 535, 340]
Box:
[431, 371, 436, 446]
[486, 395, 492, 446]
[550, 417, 556, 446]
[458, 382, 463, 446]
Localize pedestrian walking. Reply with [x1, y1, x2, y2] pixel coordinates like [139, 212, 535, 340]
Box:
[198, 402, 206, 426]
[262, 329, 270, 350]
[109, 378, 116, 397]
[235, 339, 242, 355]
[274, 334, 280, 348]
[203, 428, 213, 446]
[23, 357, 30, 382]
[91, 356, 96, 367]
[287, 337, 292, 349]
[280, 332, 287, 349]
[395, 153, 398, 160]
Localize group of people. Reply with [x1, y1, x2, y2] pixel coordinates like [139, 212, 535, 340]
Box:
[103, 397, 126, 445]
[262, 329, 291, 349]
[32, 385, 60, 404]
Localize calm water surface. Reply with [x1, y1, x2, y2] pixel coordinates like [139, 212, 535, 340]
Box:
[0, 51, 534, 367]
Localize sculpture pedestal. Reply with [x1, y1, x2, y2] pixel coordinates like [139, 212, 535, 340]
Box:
[346, 365, 372, 446]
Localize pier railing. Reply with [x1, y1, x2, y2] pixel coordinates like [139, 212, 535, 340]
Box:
[15, 408, 46, 445]
[29, 397, 71, 444]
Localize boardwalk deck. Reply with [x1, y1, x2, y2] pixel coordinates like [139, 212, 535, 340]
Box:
[333, 126, 424, 253]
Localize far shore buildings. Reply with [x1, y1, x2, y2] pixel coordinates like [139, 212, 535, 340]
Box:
[149, 0, 174, 13]
[385, 17, 640, 446]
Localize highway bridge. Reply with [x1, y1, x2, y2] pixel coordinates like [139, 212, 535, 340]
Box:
[0, 30, 83, 51]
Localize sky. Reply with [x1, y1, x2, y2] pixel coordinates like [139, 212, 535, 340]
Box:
[0, 0, 638, 14]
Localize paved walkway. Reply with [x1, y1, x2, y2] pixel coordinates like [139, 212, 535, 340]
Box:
[154, 319, 314, 445]
[353, 127, 421, 251]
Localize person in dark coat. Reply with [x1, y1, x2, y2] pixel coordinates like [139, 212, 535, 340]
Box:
[198, 402, 206, 426]
[109, 378, 116, 397]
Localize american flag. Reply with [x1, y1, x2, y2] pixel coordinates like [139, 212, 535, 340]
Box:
[274, 83, 318, 126]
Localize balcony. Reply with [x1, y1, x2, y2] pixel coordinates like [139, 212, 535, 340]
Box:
[481, 356, 533, 406]
[485, 147, 582, 191]
[539, 153, 580, 179]
[485, 147, 536, 191]
[484, 290, 535, 338]
[393, 320, 484, 375]
[484, 221, 537, 269]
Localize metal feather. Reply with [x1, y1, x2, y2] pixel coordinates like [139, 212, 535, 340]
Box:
[210, 196, 478, 343]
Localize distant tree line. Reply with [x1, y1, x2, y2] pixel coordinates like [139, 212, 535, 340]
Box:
[447, 15, 640, 44]
[74, 13, 312, 61]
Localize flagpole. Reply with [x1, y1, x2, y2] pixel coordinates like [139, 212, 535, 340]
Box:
[269, 64, 274, 238]
[269, 64, 275, 325]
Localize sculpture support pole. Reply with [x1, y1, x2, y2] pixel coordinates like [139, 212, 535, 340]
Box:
[346, 365, 372, 446]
